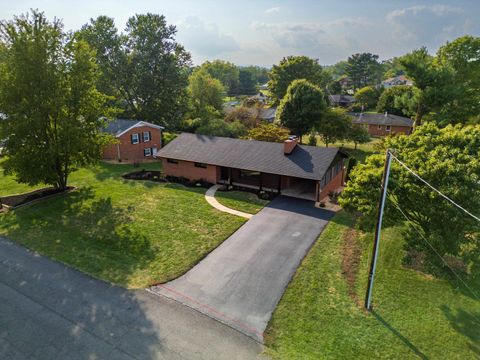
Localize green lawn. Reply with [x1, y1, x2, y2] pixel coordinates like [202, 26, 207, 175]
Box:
[0, 162, 247, 288]
[265, 211, 480, 359]
[215, 190, 269, 214]
[301, 137, 380, 163]
[0, 158, 45, 196]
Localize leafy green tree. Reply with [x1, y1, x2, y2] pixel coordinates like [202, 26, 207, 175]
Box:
[196, 118, 247, 138]
[340, 123, 480, 275]
[376, 85, 418, 117]
[346, 53, 382, 90]
[276, 79, 327, 140]
[436, 35, 480, 124]
[354, 86, 379, 110]
[268, 56, 327, 104]
[347, 125, 370, 150]
[201, 60, 239, 95]
[400, 47, 455, 127]
[0, 11, 110, 190]
[188, 68, 225, 119]
[76, 16, 122, 97]
[79, 14, 191, 129]
[246, 123, 290, 142]
[241, 65, 269, 84]
[316, 108, 351, 147]
[237, 68, 257, 95]
[307, 132, 317, 146]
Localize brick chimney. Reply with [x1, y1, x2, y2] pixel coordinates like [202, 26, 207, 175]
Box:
[284, 136, 298, 155]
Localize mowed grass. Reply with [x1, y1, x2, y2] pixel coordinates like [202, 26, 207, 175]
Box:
[301, 137, 381, 163]
[0, 158, 45, 196]
[215, 190, 269, 214]
[265, 211, 480, 359]
[0, 162, 246, 288]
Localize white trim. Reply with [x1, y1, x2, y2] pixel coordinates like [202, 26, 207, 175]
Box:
[144, 147, 152, 157]
[116, 121, 164, 138]
[143, 131, 151, 142]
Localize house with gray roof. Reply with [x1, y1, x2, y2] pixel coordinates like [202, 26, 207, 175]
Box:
[328, 94, 355, 107]
[349, 112, 413, 137]
[102, 119, 164, 162]
[156, 133, 348, 202]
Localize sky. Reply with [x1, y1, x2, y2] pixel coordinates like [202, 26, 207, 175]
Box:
[1, 0, 479, 67]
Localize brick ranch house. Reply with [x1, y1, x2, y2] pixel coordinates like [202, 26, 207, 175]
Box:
[350, 112, 413, 137]
[156, 133, 348, 203]
[102, 119, 164, 162]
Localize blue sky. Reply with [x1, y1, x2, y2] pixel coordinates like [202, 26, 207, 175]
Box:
[1, 1, 479, 66]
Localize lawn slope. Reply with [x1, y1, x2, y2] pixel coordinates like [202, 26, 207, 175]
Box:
[0, 162, 246, 288]
[265, 211, 479, 359]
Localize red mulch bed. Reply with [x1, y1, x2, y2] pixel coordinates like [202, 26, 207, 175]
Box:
[1, 186, 73, 208]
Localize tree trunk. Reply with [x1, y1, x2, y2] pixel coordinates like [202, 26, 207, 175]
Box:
[354, 142, 358, 150]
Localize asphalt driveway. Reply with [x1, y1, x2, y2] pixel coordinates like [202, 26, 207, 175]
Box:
[150, 196, 334, 342]
[0, 237, 262, 360]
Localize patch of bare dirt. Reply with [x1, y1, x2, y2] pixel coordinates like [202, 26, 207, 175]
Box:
[341, 222, 363, 307]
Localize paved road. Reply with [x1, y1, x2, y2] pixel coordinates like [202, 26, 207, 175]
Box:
[0, 237, 263, 360]
[151, 196, 334, 342]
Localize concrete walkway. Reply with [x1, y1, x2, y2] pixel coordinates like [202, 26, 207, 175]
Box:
[150, 196, 334, 342]
[0, 237, 263, 360]
[205, 184, 252, 219]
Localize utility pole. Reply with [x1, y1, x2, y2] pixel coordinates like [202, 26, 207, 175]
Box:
[365, 149, 392, 310]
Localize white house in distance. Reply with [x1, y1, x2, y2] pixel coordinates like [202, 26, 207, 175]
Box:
[381, 75, 413, 89]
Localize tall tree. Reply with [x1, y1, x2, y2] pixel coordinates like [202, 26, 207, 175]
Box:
[76, 16, 121, 97]
[347, 124, 370, 150]
[246, 123, 290, 143]
[400, 47, 454, 127]
[276, 79, 327, 140]
[268, 56, 327, 104]
[346, 53, 382, 90]
[436, 35, 480, 124]
[237, 68, 257, 95]
[200, 60, 239, 95]
[376, 85, 418, 117]
[340, 123, 480, 276]
[188, 68, 225, 120]
[0, 11, 110, 189]
[354, 86, 380, 110]
[79, 14, 191, 129]
[316, 108, 351, 147]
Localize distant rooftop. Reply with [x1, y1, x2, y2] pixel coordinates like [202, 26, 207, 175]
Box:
[349, 112, 414, 127]
[103, 119, 164, 136]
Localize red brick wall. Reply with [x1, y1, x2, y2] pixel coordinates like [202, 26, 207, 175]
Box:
[103, 126, 162, 162]
[319, 168, 344, 200]
[161, 158, 218, 184]
[367, 124, 411, 137]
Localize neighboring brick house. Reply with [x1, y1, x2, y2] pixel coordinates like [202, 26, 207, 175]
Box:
[102, 119, 164, 162]
[157, 133, 348, 203]
[349, 112, 413, 137]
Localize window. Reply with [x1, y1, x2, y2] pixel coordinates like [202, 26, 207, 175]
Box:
[167, 158, 178, 164]
[386, 125, 391, 132]
[143, 131, 151, 142]
[131, 133, 139, 144]
[144, 148, 152, 157]
[377, 125, 382, 130]
[239, 170, 261, 179]
[194, 162, 207, 168]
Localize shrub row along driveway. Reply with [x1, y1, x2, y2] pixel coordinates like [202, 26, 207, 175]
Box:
[0, 237, 262, 359]
[150, 196, 334, 342]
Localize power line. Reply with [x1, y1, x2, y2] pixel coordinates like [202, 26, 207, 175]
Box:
[389, 153, 480, 223]
[388, 198, 480, 303]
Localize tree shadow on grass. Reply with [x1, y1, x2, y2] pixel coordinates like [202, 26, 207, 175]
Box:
[441, 305, 480, 356]
[372, 310, 430, 360]
[1, 186, 157, 287]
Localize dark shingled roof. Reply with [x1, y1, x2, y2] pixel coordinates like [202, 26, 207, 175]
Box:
[103, 119, 140, 136]
[157, 133, 345, 181]
[349, 113, 414, 127]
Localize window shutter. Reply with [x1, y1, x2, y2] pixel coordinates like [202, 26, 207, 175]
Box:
[149, 131, 151, 141]
[131, 134, 134, 144]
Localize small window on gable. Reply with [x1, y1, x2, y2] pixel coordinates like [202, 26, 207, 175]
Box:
[143, 131, 151, 142]
[167, 158, 178, 164]
[144, 148, 152, 157]
[377, 125, 382, 130]
[194, 162, 207, 168]
[131, 133, 139, 144]
[386, 125, 391, 131]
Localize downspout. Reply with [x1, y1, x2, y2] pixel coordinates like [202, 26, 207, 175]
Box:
[117, 143, 121, 161]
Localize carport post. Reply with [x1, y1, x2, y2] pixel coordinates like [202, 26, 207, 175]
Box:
[365, 149, 392, 311]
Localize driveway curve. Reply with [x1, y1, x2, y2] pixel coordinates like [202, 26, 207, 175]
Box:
[150, 196, 334, 342]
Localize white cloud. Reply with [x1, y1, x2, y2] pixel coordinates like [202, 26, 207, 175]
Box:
[265, 7, 280, 14]
[176, 16, 240, 62]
